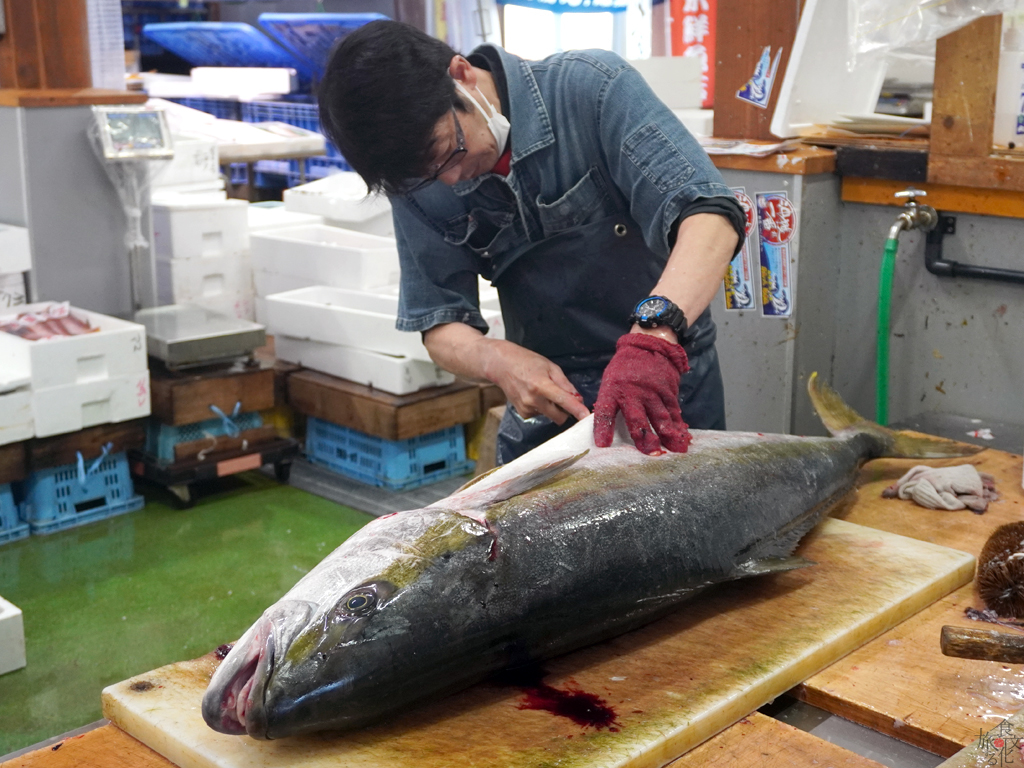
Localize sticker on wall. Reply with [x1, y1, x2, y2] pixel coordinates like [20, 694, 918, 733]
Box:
[724, 187, 757, 311]
[756, 191, 795, 318]
[736, 46, 783, 109]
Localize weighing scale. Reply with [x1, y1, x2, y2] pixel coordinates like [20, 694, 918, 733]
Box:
[135, 304, 266, 370]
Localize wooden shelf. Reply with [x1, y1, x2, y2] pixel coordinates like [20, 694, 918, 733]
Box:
[710, 146, 836, 176]
[842, 177, 1024, 219]
[0, 89, 148, 108]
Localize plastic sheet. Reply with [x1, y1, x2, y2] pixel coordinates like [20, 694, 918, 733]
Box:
[849, 0, 1015, 65]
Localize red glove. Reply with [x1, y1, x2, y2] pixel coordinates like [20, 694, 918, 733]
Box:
[593, 333, 691, 454]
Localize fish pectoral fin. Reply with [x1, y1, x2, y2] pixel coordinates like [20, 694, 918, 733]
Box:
[735, 555, 816, 577]
[485, 450, 590, 504]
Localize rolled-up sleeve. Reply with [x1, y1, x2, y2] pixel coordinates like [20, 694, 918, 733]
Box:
[391, 195, 490, 335]
[593, 58, 744, 258]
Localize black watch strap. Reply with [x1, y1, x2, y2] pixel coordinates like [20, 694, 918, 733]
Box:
[629, 296, 689, 339]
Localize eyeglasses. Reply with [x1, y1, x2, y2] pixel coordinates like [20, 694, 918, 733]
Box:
[401, 107, 467, 193]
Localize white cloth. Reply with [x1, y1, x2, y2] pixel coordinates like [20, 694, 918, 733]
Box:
[883, 464, 997, 513]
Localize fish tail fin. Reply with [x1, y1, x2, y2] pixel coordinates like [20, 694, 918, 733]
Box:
[807, 372, 983, 459]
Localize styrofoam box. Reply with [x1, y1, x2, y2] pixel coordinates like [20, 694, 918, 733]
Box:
[157, 252, 253, 306]
[275, 335, 455, 395]
[265, 286, 504, 361]
[32, 370, 151, 439]
[153, 198, 250, 261]
[152, 134, 219, 188]
[191, 67, 297, 98]
[0, 224, 31, 274]
[0, 387, 33, 446]
[251, 225, 400, 291]
[151, 180, 227, 206]
[0, 596, 26, 676]
[253, 269, 314, 298]
[201, 290, 256, 322]
[0, 303, 148, 392]
[0, 272, 27, 309]
[248, 204, 323, 233]
[283, 173, 394, 237]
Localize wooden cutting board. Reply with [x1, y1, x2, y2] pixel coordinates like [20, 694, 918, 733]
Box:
[102, 518, 973, 768]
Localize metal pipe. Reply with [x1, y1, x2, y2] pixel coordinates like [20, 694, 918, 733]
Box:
[925, 225, 1024, 285]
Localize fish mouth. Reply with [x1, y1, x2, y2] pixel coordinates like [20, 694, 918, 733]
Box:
[202, 600, 314, 738]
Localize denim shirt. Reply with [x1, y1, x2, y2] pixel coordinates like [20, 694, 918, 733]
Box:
[391, 45, 737, 358]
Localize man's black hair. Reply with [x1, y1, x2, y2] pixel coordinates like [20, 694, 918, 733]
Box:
[319, 20, 466, 194]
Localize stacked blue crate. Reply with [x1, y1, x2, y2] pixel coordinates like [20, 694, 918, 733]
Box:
[145, 411, 263, 464]
[18, 452, 145, 536]
[0, 484, 28, 545]
[240, 100, 351, 187]
[306, 418, 474, 491]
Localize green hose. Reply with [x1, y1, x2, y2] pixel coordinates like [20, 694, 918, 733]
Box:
[876, 237, 900, 426]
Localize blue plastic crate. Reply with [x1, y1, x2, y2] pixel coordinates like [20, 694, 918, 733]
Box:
[166, 97, 242, 122]
[306, 418, 473, 491]
[18, 452, 145, 536]
[146, 411, 264, 463]
[142, 22, 311, 79]
[0, 484, 28, 545]
[258, 13, 388, 80]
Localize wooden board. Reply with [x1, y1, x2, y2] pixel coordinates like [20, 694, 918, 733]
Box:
[0, 0, 91, 90]
[102, 518, 973, 768]
[0, 89, 148, 108]
[287, 371, 480, 442]
[842, 177, 1024, 220]
[709, 146, 836, 176]
[0, 713, 884, 768]
[172, 426, 279, 464]
[0, 440, 27, 485]
[712, 0, 800, 140]
[797, 446, 1024, 757]
[26, 420, 147, 471]
[150, 364, 276, 427]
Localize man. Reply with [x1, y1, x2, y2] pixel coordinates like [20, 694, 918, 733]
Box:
[320, 20, 743, 463]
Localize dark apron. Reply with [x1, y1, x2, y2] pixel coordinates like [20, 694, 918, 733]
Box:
[491, 210, 725, 465]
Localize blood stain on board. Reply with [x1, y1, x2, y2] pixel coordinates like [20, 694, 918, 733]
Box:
[495, 665, 621, 730]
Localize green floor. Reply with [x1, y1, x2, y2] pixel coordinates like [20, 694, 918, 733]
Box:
[0, 472, 373, 757]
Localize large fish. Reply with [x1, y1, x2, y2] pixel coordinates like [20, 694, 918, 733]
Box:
[203, 374, 979, 738]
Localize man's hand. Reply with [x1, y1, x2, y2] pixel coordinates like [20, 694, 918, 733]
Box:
[593, 333, 691, 454]
[422, 323, 590, 425]
[481, 340, 590, 424]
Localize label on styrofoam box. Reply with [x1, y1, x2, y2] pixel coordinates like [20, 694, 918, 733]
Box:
[274, 335, 454, 396]
[0, 596, 26, 676]
[0, 272, 27, 310]
[31, 370, 151, 439]
[0, 225, 31, 274]
[151, 135, 219, 188]
[0, 302, 148, 392]
[152, 198, 250, 261]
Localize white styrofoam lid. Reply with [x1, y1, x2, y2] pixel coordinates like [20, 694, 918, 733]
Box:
[770, 0, 887, 138]
[283, 172, 392, 223]
[0, 224, 31, 274]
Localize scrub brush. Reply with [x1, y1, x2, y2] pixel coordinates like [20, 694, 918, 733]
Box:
[977, 522, 1024, 618]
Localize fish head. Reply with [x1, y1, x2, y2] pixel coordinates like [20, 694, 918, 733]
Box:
[202, 507, 494, 739]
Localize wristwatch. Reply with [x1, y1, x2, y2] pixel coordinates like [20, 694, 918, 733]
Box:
[629, 296, 689, 339]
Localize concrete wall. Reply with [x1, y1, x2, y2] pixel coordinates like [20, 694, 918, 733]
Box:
[833, 204, 1024, 427]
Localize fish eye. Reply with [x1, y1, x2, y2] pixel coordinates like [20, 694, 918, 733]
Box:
[344, 593, 375, 613]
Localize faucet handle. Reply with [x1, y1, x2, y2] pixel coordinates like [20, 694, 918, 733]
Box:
[895, 188, 927, 202]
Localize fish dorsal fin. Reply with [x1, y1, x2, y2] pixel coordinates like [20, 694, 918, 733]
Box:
[438, 450, 589, 511]
[735, 556, 816, 577]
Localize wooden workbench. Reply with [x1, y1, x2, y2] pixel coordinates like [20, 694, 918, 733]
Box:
[4, 443, 1021, 768]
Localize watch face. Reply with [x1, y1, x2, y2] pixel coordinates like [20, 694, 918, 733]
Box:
[638, 297, 667, 318]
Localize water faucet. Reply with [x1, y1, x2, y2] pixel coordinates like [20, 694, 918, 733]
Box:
[889, 188, 938, 240]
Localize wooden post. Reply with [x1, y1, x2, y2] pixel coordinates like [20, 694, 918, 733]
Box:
[0, 0, 92, 89]
[712, 0, 801, 140]
[930, 14, 1001, 158]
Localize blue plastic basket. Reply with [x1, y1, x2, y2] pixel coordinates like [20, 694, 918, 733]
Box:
[306, 418, 473, 491]
[146, 411, 264, 463]
[18, 452, 145, 536]
[0, 483, 28, 545]
[142, 22, 311, 78]
[258, 13, 388, 80]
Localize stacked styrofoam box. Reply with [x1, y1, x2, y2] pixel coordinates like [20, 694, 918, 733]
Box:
[0, 370, 32, 447]
[283, 172, 394, 237]
[152, 195, 255, 320]
[0, 303, 151, 438]
[0, 595, 25, 676]
[266, 286, 505, 396]
[250, 224, 400, 325]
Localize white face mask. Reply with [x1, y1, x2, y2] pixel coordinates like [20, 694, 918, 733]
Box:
[454, 80, 510, 156]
